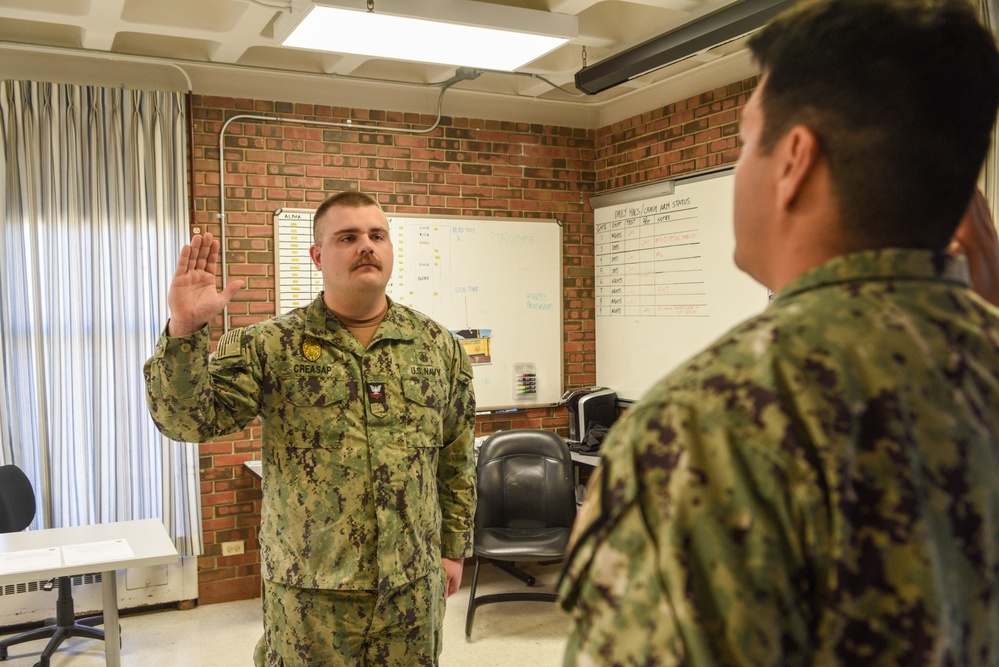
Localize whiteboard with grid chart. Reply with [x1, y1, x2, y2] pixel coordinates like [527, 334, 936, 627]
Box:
[592, 168, 769, 401]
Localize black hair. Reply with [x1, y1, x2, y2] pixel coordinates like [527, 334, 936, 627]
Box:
[748, 0, 999, 248]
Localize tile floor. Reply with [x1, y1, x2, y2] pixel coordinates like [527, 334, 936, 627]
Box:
[0, 561, 569, 666]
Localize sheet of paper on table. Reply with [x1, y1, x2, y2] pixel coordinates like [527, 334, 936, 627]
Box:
[0, 546, 61, 574]
[0, 539, 136, 575]
[62, 539, 135, 566]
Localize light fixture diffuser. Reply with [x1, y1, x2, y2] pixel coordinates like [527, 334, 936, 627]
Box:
[276, 0, 578, 72]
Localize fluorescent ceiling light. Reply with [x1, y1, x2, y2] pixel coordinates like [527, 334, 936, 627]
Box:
[276, 0, 578, 72]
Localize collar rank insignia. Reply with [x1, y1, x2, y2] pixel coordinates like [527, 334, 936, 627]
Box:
[302, 338, 322, 362]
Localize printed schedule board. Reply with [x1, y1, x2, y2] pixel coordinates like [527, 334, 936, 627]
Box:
[593, 168, 770, 400]
[274, 209, 563, 410]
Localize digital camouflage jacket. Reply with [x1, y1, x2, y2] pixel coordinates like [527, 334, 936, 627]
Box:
[145, 296, 476, 592]
[559, 249, 999, 666]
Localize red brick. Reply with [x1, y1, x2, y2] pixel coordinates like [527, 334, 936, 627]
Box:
[188, 77, 750, 603]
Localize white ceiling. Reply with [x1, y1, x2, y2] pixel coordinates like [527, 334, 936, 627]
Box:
[0, 0, 762, 128]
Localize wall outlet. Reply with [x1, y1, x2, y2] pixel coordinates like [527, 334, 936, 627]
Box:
[221, 541, 244, 557]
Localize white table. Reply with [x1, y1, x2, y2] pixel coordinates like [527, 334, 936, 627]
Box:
[0, 519, 179, 667]
[570, 451, 601, 469]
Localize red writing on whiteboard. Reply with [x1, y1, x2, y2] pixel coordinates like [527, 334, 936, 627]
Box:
[657, 304, 705, 316]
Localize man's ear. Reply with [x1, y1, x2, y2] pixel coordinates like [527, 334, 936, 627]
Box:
[774, 125, 821, 211]
[308, 244, 322, 270]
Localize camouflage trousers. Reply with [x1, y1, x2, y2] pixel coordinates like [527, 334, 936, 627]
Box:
[253, 568, 446, 667]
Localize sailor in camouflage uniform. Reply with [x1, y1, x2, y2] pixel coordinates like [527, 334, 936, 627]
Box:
[558, 1, 999, 665]
[145, 192, 475, 666]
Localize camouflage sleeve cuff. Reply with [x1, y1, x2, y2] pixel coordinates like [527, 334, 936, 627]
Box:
[153, 322, 211, 358]
[146, 324, 212, 400]
[441, 531, 474, 559]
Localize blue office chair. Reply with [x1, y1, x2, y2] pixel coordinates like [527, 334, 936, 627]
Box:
[0, 464, 105, 667]
[465, 429, 577, 637]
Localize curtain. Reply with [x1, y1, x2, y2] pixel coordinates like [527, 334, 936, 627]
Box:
[0, 80, 202, 557]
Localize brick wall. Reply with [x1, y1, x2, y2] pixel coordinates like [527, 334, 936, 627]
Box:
[594, 78, 755, 190]
[188, 75, 756, 605]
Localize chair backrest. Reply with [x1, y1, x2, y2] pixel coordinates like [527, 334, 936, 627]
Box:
[0, 464, 36, 533]
[475, 429, 576, 531]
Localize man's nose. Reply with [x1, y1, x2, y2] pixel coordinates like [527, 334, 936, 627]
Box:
[357, 234, 376, 254]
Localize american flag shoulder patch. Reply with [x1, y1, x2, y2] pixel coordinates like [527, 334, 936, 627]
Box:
[216, 328, 244, 359]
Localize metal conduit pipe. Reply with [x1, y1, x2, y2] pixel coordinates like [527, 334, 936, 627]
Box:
[0, 40, 584, 329]
[214, 67, 484, 332]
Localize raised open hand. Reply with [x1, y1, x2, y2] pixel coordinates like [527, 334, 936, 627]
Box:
[167, 232, 245, 337]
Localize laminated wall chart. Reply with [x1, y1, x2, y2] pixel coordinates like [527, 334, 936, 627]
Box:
[274, 209, 563, 409]
[274, 209, 323, 309]
[593, 168, 769, 400]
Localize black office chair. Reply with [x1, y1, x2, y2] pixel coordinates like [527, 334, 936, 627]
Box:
[465, 429, 577, 637]
[0, 464, 105, 667]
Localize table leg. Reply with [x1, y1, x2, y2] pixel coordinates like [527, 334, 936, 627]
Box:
[101, 571, 121, 667]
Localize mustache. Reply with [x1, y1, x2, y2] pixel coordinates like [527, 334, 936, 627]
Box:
[351, 253, 383, 270]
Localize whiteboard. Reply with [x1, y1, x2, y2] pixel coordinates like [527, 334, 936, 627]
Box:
[273, 210, 563, 410]
[593, 168, 769, 400]
[387, 216, 562, 410]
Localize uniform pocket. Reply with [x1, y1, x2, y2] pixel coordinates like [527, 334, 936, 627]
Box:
[274, 371, 348, 449]
[402, 376, 448, 447]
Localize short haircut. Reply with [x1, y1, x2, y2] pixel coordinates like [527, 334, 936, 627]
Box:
[748, 0, 999, 249]
[313, 191, 384, 243]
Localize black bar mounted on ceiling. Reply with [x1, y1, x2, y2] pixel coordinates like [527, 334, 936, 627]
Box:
[574, 0, 799, 95]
